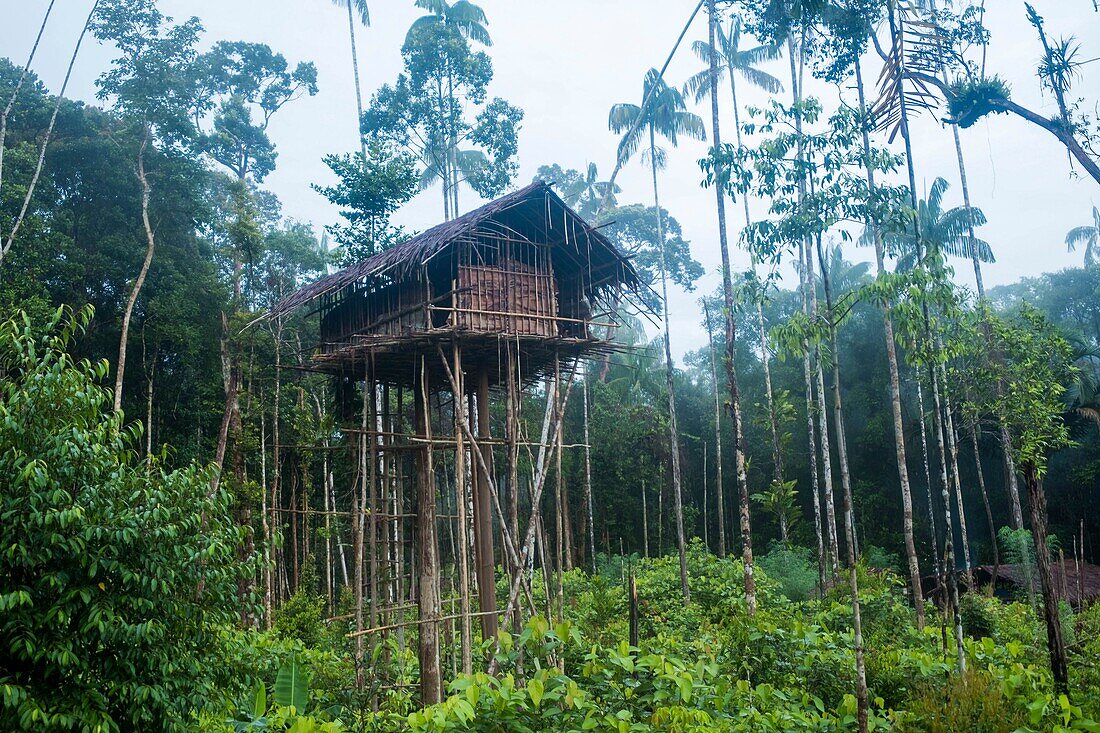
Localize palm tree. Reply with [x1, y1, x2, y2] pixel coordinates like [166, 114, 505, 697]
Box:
[1066, 206, 1099, 267]
[870, 177, 995, 271]
[407, 0, 492, 46]
[563, 163, 618, 221]
[406, 0, 491, 219]
[609, 68, 704, 601]
[329, 0, 370, 162]
[685, 17, 783, 212]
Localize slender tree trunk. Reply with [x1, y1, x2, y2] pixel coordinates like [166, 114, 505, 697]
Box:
[930, 363, 967, 672]
[941, 382, 973, 582]
[583, 378, 597, 571]
[807, 242, 839, 570]
[708, 0, 755, 612]
[854, 60, 924, 626]
[818, 241, 870, 733]
[788, 34, 838, 571]
[703, 301, 726, 558]
[1002, 427, 1025, 529]
[916, 380, 942, 580]
[0, 0, 56, 201]
[452, 348, 472, 673]
[2, 0, 96, 269]
[114, 128, 156, 415]
[970, 425, 1000, 579]
[415, 360, 442, 705]
[649, 124, 689, 602]
[1023, 463, 1069, 693]
[343, 0, 368, 163]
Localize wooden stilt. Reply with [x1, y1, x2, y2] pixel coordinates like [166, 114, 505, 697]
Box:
[452, 345, 473, 673]
[415, 357, 442, 705]
[474, 366, 499, 642]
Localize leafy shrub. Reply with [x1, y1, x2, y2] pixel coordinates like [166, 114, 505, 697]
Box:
[960, 592, 998, 639]
[758, 544, 818, 601]
[899, 667, 1029, 732]
[0, 308, 248, 732]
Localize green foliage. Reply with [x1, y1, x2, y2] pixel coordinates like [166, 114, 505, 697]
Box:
[899, 668, 1029, 732]
[313, 142, 418, 261]
[758, 545, 818, 601]
[947, 76, 1013, 129]
[0, 307, 247, 732]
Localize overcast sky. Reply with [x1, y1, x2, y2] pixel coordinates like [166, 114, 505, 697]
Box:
[6, 0, 1099, 359]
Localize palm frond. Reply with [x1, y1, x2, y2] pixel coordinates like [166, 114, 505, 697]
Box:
[735, 65, 783, 94]
[738, 43, 783, 66]
[684, 68, 723, 104]
[332, 0, 370, 26]
[1065, 225, 1097, 249]
[691, 39, 718, 65]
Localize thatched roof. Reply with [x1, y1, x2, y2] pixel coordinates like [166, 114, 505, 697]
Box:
[269, 181, 641, 319]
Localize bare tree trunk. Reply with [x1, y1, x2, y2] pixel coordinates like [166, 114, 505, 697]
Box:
[352, 375, 366, 690]
[1002, 427, 1025, 529]
[970, 425, 1000, 579]
[854, 59, 924, 627]
[703, 301, 726, 558]
[941, 382, 973, 583]
[343, 0, 368, 163]
[817, 237, 870, 733]
[1, 0, 96, 269]
[930, 364, 967, 672]
[806, 241, 839, 570]
[707, 0, 755, 613]
[583, 377, 596, 571]
[649, 124, 689, 602]
[452, 347, 472, 673]
[114, 127, 156, 415]
[1023, 463, 1069, 693]
[0, 0, 56, 202]
[415, 360, 441, 705]
[474, 367, 499, 639]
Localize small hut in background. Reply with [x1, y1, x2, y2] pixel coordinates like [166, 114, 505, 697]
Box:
[972, 562, 1100, 609]
[271, 181, 642, 703]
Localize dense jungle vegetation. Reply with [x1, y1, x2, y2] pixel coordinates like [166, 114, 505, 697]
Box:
[2, 0, 1100, 731]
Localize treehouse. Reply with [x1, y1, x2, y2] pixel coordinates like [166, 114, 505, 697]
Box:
[268, 181, 644, 705]
[272, 181, 642, 387]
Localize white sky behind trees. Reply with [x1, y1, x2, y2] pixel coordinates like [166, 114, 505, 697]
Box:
[6, 0, 1100, 358]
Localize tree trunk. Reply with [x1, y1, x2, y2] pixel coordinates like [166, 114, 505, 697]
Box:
[2, 0, 94, 269]
[114, 127, 156, 415]
[415, 360, 442, 705]
[474, 367, 499, 640]
[1023, 462, 1069, 693]
[854, 59, 924, 627]
[817, 237, 870, 733]
[709, 0, 755, 613]
[452, 348, 472, 673]
[583, 378, 597, 571]
[703, 301, 726, 558]
[650, 123, 689, 602]
[343, 0, 368, 163]
[930, 364, 967, 672]
[0, 0, 56, 202]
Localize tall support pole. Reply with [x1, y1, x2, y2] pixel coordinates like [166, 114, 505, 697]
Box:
[505, 342, 523, 632]
[353, 368, 367, 691]
[452, 346, 473, 673]
[474, 366, 499, 641]
[368, 379, 379, 631]
[583, 374, 596, 573]
[415, 357, 441, 705]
